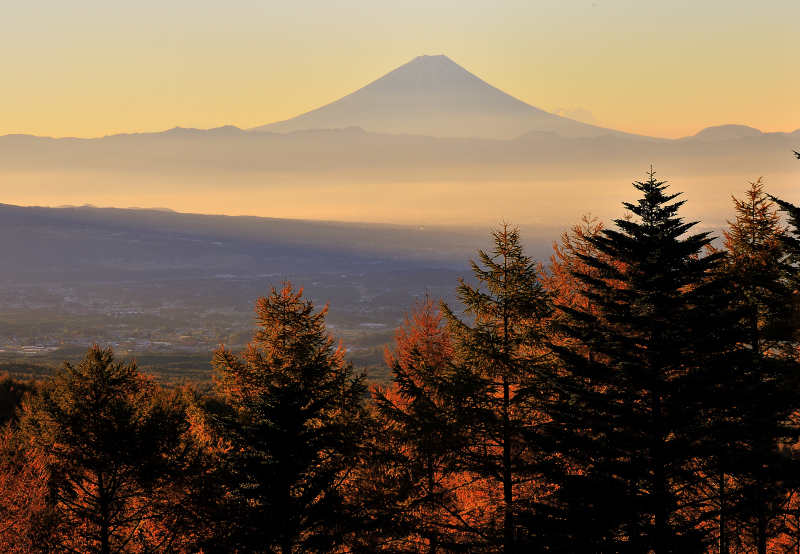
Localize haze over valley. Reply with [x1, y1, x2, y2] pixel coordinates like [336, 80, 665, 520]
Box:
[3, 56, 798, 228]
[1, 48, 798, 384]
[4, 4, 800, 550]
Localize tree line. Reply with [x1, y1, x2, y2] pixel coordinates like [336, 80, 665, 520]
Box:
[1, 167, 800, 554]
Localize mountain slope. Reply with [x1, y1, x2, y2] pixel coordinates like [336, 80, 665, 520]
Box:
[250, 55, 652, 140]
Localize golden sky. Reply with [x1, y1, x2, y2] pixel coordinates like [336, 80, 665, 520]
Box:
[2, 0, 798, 140]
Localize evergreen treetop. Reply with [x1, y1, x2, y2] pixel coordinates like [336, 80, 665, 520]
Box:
[549, 170, 730, 554]
[19, 345, 196, 554]
[210, 281, 367, 554]
[442, 223, 555, 554]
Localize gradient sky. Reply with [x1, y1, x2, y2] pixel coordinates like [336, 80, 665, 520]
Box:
[2, 0, 798, 139]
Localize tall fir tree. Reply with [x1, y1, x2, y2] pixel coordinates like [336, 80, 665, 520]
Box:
[208, 281, 367, 554]
[441, 223, 554, 554]
[547, 171, 730, 554]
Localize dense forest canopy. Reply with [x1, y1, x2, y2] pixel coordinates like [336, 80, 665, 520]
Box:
[1, 161, 800, 554]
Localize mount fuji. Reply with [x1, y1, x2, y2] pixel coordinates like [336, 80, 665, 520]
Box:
[250, 55, 650, 140]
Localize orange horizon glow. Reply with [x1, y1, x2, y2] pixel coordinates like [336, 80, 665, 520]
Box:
[1, 1, 798, 140]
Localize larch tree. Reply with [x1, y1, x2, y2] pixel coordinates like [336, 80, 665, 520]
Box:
[369, 293, 465, 554]
[548, 171, 730, 554]
[18, 345, 199, 554]
[208, 281, 368, 554]
[543, 213, 607, 316]
[718, 178, 800, 554]
[0, 425, 49, 554]
[441, 223, 555, 554]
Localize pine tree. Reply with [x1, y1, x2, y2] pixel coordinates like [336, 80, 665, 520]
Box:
[209, 281, 367, 554]
[441, 223, 554, 554]
[548, 171, 729, 554]
[18, 345, 198, 554]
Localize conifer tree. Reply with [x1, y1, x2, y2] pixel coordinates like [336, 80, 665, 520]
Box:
[442, 223, 554, 554]
[0, 426, 49, 554]
[548, 171, 729, 554]
[768, 151, 800, 341]
[769, 165, 800, 293]
[209, 281, 367, 554]
[369, 294, 465, 553]
[722, 179, 800, 554]
[541, 213, 617, 367]
[18, 345, 198, 554]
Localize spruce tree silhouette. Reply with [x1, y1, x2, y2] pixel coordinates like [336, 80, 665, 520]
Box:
[548, 171, 729, 554]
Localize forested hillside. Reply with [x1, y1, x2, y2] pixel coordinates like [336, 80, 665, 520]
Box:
[1, 165, 799, 554]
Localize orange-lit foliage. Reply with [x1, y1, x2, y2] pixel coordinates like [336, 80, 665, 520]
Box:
[0, 426, 49, 554]
[368, 294, 476, 552]
[723, 178, 791, 354]
[544, 213, 607, 313]
[19, 345, 201, 554]
[442, 223, 555, 552]
[768, 481, 800, 554]
[385, 293, 453, 378]
[543, 214, 625, 365]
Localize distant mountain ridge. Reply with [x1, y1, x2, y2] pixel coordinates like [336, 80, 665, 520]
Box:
[2, 124, 797, 226]
[686, 124, 764, 142]
[249, 55, 656, 141]
[2, 53, 798, 227]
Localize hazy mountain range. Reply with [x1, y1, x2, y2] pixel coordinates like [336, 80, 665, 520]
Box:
[1, 55, 798, 226]
[0, 55, 797, 365]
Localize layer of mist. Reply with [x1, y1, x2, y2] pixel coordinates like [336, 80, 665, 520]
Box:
[1, 127, 798, 227]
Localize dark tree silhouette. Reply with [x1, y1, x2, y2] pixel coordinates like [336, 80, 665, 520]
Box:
[548, 171, 730, 554]
[19, 345, 198, 554]
[442, 223, 555, 554]
[209, 281, 368, 554]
